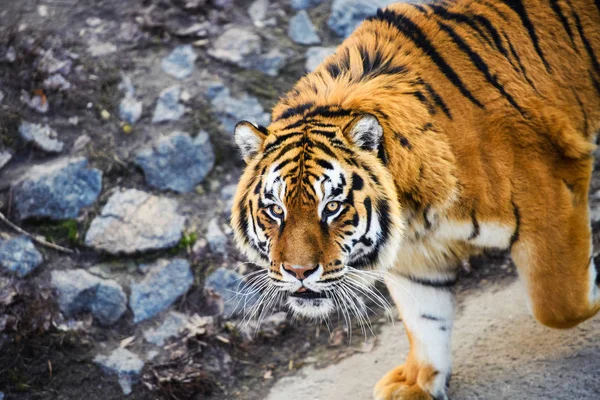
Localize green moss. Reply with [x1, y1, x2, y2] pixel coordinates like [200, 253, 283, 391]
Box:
[36, 219, 80, 246]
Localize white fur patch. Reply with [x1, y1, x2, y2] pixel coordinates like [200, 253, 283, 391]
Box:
[349, 115, 382, 150]
[435, 219, 513, 249]
[588, 257, 599, 305]
[234, 123, 263, 160]
[385, 274, 454, 398]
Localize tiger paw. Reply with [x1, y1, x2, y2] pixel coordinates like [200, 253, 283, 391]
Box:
[373, 364, 449, 400]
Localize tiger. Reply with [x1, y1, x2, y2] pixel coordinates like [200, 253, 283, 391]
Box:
[230, 0, 600, 398]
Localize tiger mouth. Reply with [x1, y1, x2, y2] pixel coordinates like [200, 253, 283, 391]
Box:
[289, 289, 328, 299]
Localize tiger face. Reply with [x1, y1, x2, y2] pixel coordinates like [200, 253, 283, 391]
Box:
[231, 112, 405, 319]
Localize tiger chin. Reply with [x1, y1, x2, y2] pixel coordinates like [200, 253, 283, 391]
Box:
[230, 0, 600, 399]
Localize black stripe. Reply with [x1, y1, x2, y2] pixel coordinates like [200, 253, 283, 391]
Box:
[263, 132, 304, 153]
[408, 275, 458, 288]
[306, 106, 352, 119]
[427, 5, 496, 49]
[326, 62, 342, 79]
[310, 129, 337, 138]
[503, 0, 551, 72]
[282, 119, 305, 130]
[309, 140, 338, 158]
[504, 33, 539, 93]
[573, 90, 589, 134]
[549, 0, 578, 51]
[315, 159, 334, 170]
[411, 90, 434, 114]
[423, 204, 432, 230]
[275, 102, 315, 121]
[421, 314, 444, 321]
[468, 208, 480, 240]
[436, 21, 526, 116]
[368, 9, 484, 108]
[510, 199, 520, 248]
[419, 79, 452, 119]
[571, 8, 600, 77]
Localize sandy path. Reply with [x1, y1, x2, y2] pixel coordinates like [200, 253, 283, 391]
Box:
[266, 282, 600, 399]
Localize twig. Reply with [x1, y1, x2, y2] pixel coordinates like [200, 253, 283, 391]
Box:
[0, 211, 74, 254]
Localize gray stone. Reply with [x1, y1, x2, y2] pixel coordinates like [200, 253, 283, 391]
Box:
[205, 267, 258, 317]
[85, 189, 186, 254]
[161, 45, 198, 79]
[143, 311, 189, 346]
[255, 47, 289, 77]
[12, 157, 102, 221]
[118, 75, 136, 97]
[51, 269, 127, 325]
[37, 50, 72, 75]
[327, 0, 393, 38]
[289, 11, 321, 45]
[291, 0, 324, 10]
[0, 237, 43, 277]
[249, 0, 276, 28]
[87, 39, 117, 57]
[208, 27, 262, 69]
[206, 218, 228, 255]
[19, 121, 64, 152]
[20, 91, 49, 113]
[134, 131, 215, 193]
[305, 46, 336, 72]
[43, 74, 71, 91]
[130, 258, 194, 323]
[119, 95, 143, 124]
[0, 391, 3, 400]
[152, 85, 184, 123]
[94, 348, 144, 395]
[0, 151, 11, 170]
[207, 83, 270, 133]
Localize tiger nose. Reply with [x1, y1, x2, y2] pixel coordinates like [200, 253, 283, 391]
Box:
[282, 264, 319, 280]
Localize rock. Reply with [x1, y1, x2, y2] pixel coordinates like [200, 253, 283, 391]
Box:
[240, 311, 287, 340]
[289, 11, 321, 45]
[12, 157, 102, 221]
[85, 189, 186, 254]
[207, 84, 270, 133]
[0, 391, 3, 400]
[43, 74, 71, 91]
[206, 218, 227, 255]
[0, 237, 43, 278]
[152, 85, 185, 123]
[208, 27, 262, 69]
[249, 0, 274, 28]
[135, 132, 215, 193]
[94, 348, 144, 395]
[255, 47, 289, 77]
[20, 91, 49, 114]
[0, 90, 4, 104]
[162, 45, 197, 79]
[51, 269, 127, 325]
[205, 267, 258, 317]
[130, 258, 194, 323]
[119, 95, 143, 124]
[0, 151, 11, 170]
[327, 0, 393, 38]
[143, 311, 189, 346]
[134, 131, 215, 193]
[291, 0, 324, 10]
[212, 0, 233, 9]
[37, 50, 72, 75]
[87, 39, 117, 57]
[305, 46, 336, 72]
[118, 75, 136, 97]
[18, 121, 64, 153]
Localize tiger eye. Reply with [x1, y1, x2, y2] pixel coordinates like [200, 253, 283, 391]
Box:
[326, 201, 341, 213]
[271, 204, 284, 216]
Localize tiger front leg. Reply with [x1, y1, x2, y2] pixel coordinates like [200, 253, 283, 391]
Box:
[374, 274, 455, 400]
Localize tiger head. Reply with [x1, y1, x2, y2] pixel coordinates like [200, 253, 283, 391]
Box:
[230, 109, 405, 319]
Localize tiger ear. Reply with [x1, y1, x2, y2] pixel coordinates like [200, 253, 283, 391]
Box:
[234, 121, 268, 163]
[344, 114, 383, 152]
